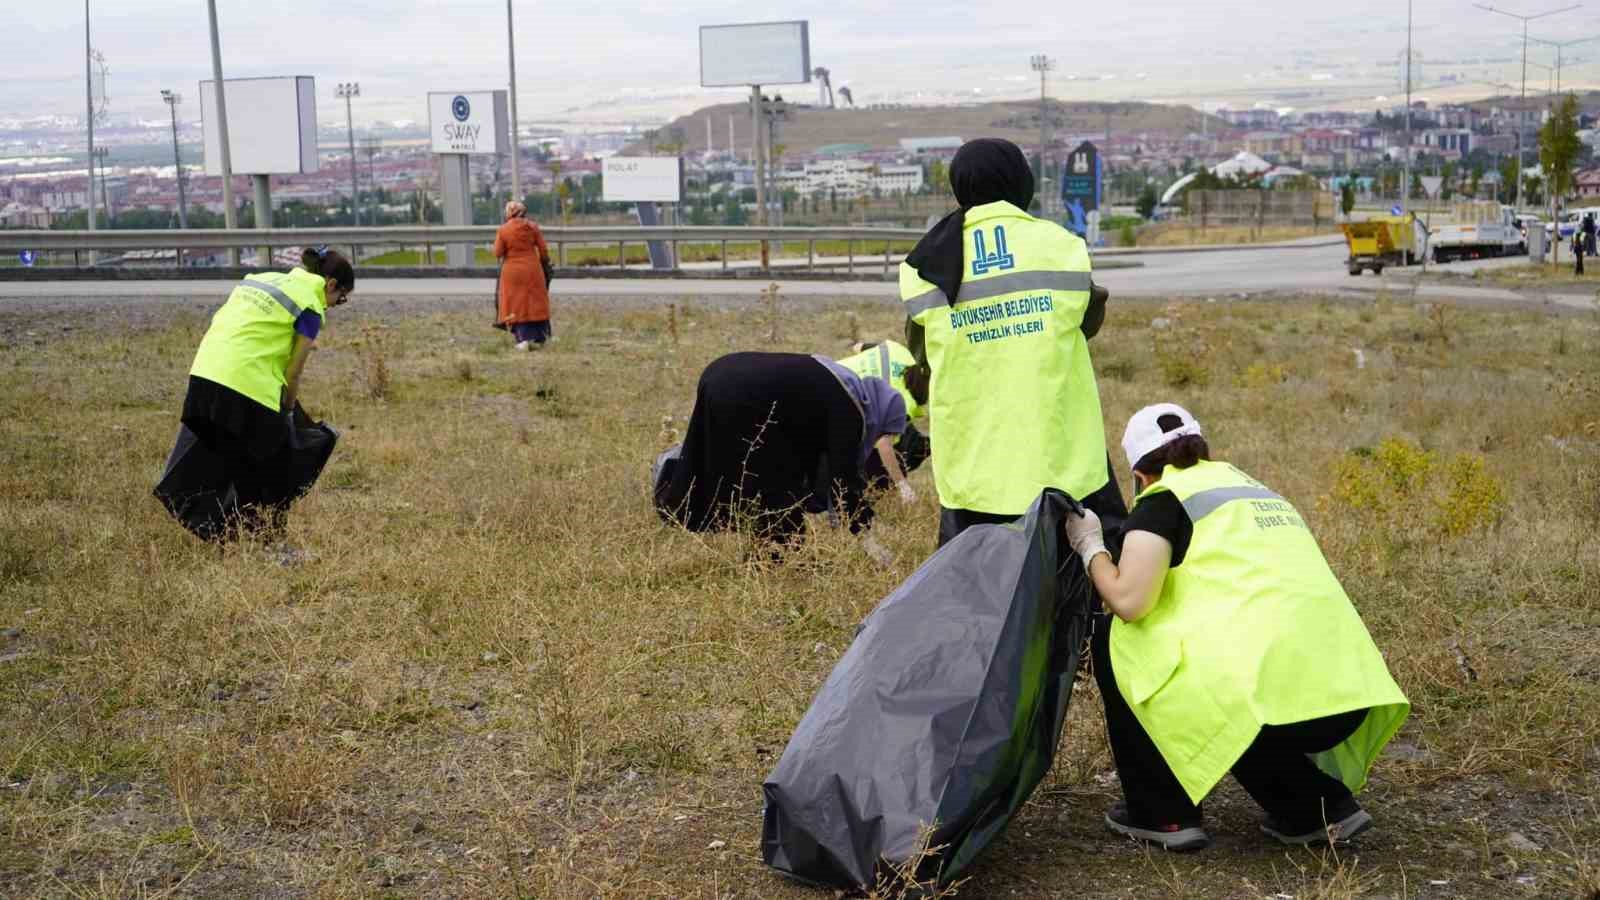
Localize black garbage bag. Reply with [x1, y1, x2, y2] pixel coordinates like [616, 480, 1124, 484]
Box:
[761, 489, 1093, 890]
[152, 425, 238, 541]
[154, 405, 339, 541]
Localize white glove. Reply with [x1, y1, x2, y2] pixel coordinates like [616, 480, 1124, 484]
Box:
[861, 534, 894, 568]
[1065, 508, 1109, 570]
[896, 480, 917, 506]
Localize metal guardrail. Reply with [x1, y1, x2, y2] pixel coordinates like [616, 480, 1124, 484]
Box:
[0, 225, 924, 276]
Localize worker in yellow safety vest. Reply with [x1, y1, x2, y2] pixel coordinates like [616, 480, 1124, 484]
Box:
[899, 138, 1123, 547]
[835, 339, 929, 503]
[173, 247, 355, 550]
[1065, 403, 1409, 851]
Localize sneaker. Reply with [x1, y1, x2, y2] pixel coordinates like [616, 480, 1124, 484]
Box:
[1104, 803, 1211, 852]
[1261, 806, 1373, 846]
[514, 340, 533, 352]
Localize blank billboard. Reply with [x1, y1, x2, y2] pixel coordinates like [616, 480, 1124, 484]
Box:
[699, 21, 811, 87]
[602, 157, 683, 203]
[200, 76, 318, 176]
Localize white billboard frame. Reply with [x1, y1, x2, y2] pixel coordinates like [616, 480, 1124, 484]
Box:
[699, 21, 811, 87]
[427, 91, 510, 155]
[199, 76, 318, 176]
[602, 157, 684, 203]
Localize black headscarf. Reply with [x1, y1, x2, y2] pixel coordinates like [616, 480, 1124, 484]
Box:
[906, 138, 1036, 304]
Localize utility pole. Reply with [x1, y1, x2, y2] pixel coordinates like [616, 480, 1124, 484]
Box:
[84, 0, 96, 232]
[506, 0, 521, 203]
[1402, 0, 1412, 214]
[206, 0, 236, 254]
[92, 146, 109, 224]
[751, 86, 766, 227]
[336, 83, 360, 225]
[161, 90, 188, 228]
[1030, 54, 1053, 212]
[1475, 3, 1580, 213]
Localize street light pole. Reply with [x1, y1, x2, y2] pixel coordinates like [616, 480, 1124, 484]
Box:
[1474, 3, 1581, 213]
[506, 0, 521, 204]
[1030, 54, 1054, 213]
[1404, 0, 1413, 214]
[1530, 33, 1600, 96]
[84, 0, 96, 232]
[161, 90, 188, 229]
[336, 83, 360, 226]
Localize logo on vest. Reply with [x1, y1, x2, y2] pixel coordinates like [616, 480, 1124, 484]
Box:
[970, 226, 1016, 276]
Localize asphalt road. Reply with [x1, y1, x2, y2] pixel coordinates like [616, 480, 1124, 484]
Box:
[0, 241, 1589, 312]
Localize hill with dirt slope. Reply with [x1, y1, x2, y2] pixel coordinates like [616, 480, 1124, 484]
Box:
[625, 99, 1225, 157]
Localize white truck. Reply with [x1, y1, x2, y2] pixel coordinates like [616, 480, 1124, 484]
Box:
[1428, 203, 1525, 263]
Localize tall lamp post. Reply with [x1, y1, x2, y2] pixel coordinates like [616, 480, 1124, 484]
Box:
[1030, 54, 1054, 213]
[1530, 33, 1600, 94]
[84, 0, 96, 232]
[160, 90, 188, 229]
[336, 83, 360, 225]
[205, 0, 236, 257]
[1474, 3, 1581, 212]
[506, 0, 521, 204]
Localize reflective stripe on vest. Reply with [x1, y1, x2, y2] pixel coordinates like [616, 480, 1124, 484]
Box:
[899, 201, 1106, 514]
[189, 269, 326, 412]
[242, 277, 304, 318]
[1111, 460, 1410, 805]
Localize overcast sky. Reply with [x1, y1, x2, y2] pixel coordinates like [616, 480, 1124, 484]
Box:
[3, 2, 1587, 128]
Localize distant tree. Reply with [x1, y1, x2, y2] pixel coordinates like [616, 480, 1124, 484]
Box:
[926, 159, 949, 196]
[1136, 184, 1159, 219]
[1468, 164, 1483, 199]
[1340, 182, 1357, 217]
[1540, 93, 1583, 204]
[1499, 156, 1520, 203]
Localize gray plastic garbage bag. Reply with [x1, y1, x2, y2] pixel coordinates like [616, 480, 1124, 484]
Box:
[761, 489, 1093, 890]
[651, 443, 682, 515]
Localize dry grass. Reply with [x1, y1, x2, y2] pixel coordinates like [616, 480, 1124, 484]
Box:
[2, 289, 1599, 897]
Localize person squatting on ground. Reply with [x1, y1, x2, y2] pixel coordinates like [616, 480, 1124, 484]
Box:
[898, 137, 1126, 548]
[178, 247, 354, 547]
[1065, 403, 1410, 851]
[656, 351, 907, 561]
[833, 339, 930, 503]
[494, 200, 555, 350]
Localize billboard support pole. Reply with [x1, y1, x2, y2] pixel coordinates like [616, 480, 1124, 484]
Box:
[440, 154, 473, 267]
[253, 174, 271, 266]
[206, 0, 238, 264]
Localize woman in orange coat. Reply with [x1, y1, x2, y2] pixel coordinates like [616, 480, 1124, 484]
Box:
[494, 201, 554, 350]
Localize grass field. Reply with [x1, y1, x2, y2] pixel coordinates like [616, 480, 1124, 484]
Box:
[2, 289, 1600, 898]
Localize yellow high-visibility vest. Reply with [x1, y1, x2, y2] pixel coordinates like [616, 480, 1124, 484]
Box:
[1112, 460, 1410, 804]
[836, 340, 925, 421]
[899, 200, 1104, 514]
[190, 268, 327, 411]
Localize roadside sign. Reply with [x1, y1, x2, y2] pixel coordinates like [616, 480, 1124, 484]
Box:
[1060, 141, 1102, 237]
[18, 251, 35, 267]
[1421, 176, 1443, 199]
[1390, 204, 1403, 216]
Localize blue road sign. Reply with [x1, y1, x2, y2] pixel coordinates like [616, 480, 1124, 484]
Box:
[1390, 205, 1403, 216]
[18, 250, 35, 267]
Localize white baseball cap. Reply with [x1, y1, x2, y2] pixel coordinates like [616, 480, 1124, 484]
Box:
[1122, 403, 1203, 470]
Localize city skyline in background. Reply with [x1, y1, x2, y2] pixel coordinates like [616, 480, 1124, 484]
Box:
[5, 1, 1600, 131]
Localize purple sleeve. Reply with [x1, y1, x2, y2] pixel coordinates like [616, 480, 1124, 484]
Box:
[294, 309, 322, 340]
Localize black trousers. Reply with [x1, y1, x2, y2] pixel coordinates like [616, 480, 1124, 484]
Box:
[1091, 616, 1367, 833]
[937, 454, 1131, 550]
